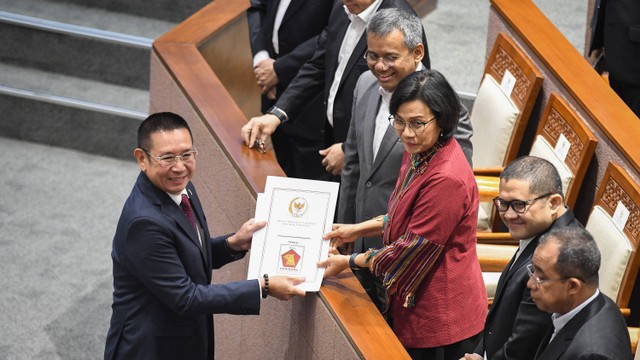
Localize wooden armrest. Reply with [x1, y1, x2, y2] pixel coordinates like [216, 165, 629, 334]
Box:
[474, 167, 504, 176]
[477, 243, 517, 272]
[629, 326, 638, 355]
[621, 307, 631, 318]
[476, 175, 500, 202]
[477, 232, 518, 245]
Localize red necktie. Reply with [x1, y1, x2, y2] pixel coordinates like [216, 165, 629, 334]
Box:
[180, 194, 197, 232]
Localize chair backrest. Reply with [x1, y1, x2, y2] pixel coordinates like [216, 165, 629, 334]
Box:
[470, 32, 543, 168]
[585, 162, 640, 309]
[528, 94, 598, 208]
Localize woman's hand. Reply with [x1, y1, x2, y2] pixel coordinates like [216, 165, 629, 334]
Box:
[317, 252, 349, 278]
[323, 223, 359, 248]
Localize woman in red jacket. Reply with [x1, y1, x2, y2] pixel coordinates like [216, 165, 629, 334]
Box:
[320, 70, 486, 360]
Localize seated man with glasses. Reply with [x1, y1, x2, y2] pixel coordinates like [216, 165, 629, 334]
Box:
[528, 227, 632, 359]
[463, 156, 582, 360]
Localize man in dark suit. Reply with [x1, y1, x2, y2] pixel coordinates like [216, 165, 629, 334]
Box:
[247, 0, 332, 179]
[530, 227, 632, 359]
[104, 112, 305, 360]
[339, 8, 473, 311]
[463, 156, 582, 360]
[242, 0, 431, 177]
[590, 0, 640, 118]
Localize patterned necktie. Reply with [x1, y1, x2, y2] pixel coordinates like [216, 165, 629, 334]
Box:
[180, 194, 197, 232]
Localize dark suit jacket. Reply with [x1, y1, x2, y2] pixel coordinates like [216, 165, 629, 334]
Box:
[590, 0, 640, 85]
[104, 172, 260, 360]
[338, 71, 473, 252]
[247, 0, 331, 140]
[535, 292, 632, 360]
[475, 210, 582, 360]
[275, 0, 431, 144]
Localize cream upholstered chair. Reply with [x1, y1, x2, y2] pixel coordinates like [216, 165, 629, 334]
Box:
[471, 33, 543, 232]
[585, 163, 640, 355]
[585, 162, 640, 317]
[478, 94, 598, 299]
[528, 95, 597, 209]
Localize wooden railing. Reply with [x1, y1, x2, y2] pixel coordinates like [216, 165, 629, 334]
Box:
[150, 0, 408, 358]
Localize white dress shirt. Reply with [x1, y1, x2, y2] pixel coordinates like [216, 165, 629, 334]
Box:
[326, 0, 383, 126]
[252, 0, 292, 66]
[372, 63, 424, 159]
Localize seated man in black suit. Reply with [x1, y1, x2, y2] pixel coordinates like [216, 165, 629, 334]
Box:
[529, 227, 632, 359]
[464, 156, 582, 360]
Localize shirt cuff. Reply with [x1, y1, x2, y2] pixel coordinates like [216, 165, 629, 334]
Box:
[253, 51, 271, 67]
[257, 278, 263, 301]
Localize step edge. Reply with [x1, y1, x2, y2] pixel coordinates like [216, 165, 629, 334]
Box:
[0, 10, 153, 49]
[0, 84, 148, 120]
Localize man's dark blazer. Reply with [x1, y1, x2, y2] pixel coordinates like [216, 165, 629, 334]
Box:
[534, 292, 632, 360]
[590, 0, 640, 86]
[104, 172, 260, 360]
[275, 0, 431, 145]
[475, 210, 582, 360]
[247, 0, 331, 140]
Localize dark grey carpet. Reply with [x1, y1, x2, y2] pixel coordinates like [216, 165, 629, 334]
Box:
[0, 137, 138, 359]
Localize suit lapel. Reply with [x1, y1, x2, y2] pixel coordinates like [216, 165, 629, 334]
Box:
[266, 0, 281, 40]
[163, 197, 202, 251]
[490, 247, 520, 306]
[185, 186, 211, 274]
[338, 34, 367, 92]
[361, 88, 381, 168]
[326, 9, 350, 77]
[535, 293, 605, 360]
[535, 328, 567, 360]
[371, 125, 399, 173]
[137, 173, 210, 277]
[281, 0, 303, 25]
[534, 327, 555, 359]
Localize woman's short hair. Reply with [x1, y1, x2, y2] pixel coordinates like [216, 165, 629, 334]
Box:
[389, 70, 461, 140]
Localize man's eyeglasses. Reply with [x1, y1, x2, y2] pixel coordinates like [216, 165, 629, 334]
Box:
[364, 50, 409, 68]
[142, 148, 198, 167]
[389, 115, 436, 134]
[526, 264, 580, 287]
[492, 193, 553, 214]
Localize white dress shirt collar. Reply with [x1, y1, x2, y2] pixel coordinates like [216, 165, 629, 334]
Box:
[344, 0, 383, 23]
[168, 188, 189, 206]
[550, 289, 600, 341]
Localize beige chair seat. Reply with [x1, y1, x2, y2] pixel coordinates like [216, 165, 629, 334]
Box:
[477, 243, 516, 273]
[482, 272, 502, 299]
